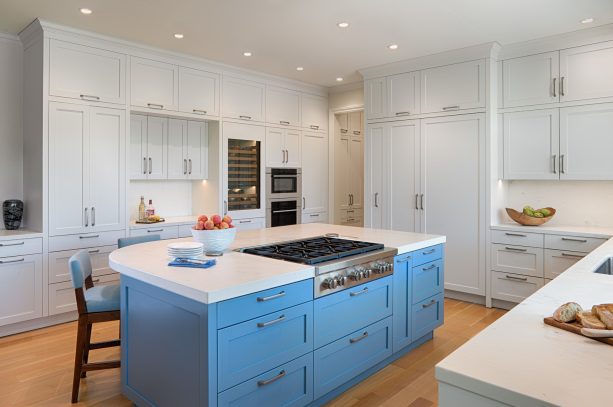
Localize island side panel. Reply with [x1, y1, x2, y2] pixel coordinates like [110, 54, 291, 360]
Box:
[121, 275, 217, 407]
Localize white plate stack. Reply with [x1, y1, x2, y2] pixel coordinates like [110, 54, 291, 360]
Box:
[167, 242, 204, 259]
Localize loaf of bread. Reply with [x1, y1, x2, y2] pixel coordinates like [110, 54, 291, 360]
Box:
[592, 304, 613, 329]
[577, 311, 606, 329]
[553, 302, 583, 323]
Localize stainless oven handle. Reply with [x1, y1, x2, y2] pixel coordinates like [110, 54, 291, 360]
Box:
[302, 197, 306, 210]
[271, 175, 299, 179]
[271, 209, 298, 214]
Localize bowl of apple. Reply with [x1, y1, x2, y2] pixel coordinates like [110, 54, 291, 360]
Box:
[191, 214, 237, 253]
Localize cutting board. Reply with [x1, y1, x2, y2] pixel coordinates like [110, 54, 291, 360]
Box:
[544, 317, 613, 346]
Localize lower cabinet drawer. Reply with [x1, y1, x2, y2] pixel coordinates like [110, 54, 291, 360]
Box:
[313, 316, 392, 399]
[545, 234, 606, 252]
[544, 249, 587, 280]
[0, 254, 43, 327]
[49, 230, 125, 252]
[130, 226, 178, 240]
[302, 212, 329, 224]
[178, 224, 193, 238]
[234, 217, 265, 231]
[491, 271, 544, 304]
[491, 230, 544, 247]
[314, 276, 392, 348]
[412, 244, 443, 267]
[217, 302, 313, 391]
[412, 292, 444, 341]
[491, 244, 544, 277]
[49, 273, 120, 316]
[218, 353, 313, 407]
[0, 237, 42, 257]
[48, 245, 116, 284]
[412, 259, 443, 304]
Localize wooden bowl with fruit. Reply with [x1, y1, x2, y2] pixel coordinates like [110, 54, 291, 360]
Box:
[191, 214, 237, 253]
[506, 206, 556, 226]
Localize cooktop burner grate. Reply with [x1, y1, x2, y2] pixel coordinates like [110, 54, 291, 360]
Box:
[241, 236, 384, 265]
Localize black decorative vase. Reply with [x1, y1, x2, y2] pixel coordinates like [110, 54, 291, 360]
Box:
[3, 200, 24, 230]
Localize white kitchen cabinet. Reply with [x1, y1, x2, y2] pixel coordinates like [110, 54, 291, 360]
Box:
[129, 114, 148, 179]
[301, 94, 328, 131]
[130, 225, 179, 240]
[0, 254, 43, 327]
[502, 52, 559, 107]
[365, 77, 387, 120]
[265, 127, 300, 168]
[559, 103, 613, 180]
[420, 59, 485, 113]
[560, 41, 613, 102]
[491, 271, 543, 304]
[266, 86, 300, 127]
[302, 212, 329, 224]
[130, 57, 178, 111]
[48, 245, 117, 284]
[130, 115, 168, 180]
[544, 249, 586, 280]
[49, 273, 119, 316]
[491, 244, 544, 277]
[335, 114, 363, 213]
[348, 111, 363, 137]
[503, 109, 559, 180]
[301, 131, 328, 214]
[168, 119, 188, 179]
[49, 102, 125, 236]
[49, 40, 126, 105]
[387, 72, 420, 117]
[364, 123, 385, 228]
[222, 77, 265, 122]
[234, 217, 266, 230]
[186, 121, 208, 179]
[339, 209, 362, 227]
[178, 66, 220, 117]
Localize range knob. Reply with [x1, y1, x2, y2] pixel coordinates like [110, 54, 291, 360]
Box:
[363, 268, 372, 278]
[373, 261, 388, 274]
[349, 270, 363, 281]
[338, 275, 348, 286]
[323, 277, 339, 289]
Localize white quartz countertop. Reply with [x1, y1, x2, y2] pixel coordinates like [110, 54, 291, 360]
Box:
[129, 215, 197, 229]
[0, 229, 43, 241]
[492, 222, 613, 238]
[109, 223, 445, 304]
[436, 235, 613, 407]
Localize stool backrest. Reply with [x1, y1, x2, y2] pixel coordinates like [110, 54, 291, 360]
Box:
[118, 234, 161, 248]
[68, 250, 94, 314]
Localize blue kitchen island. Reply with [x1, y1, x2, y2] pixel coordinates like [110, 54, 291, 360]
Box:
[109, 224, 445, 407]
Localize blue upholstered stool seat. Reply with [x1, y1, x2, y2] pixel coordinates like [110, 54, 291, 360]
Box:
[84, 284, 120, 313]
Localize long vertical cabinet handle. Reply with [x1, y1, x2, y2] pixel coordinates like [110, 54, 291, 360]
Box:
[91, 207, 95, 227]
[189, 159, 192, 175]
[285, 150, 289, 163]
[149, 158, 152, 174]
[552, 78, 557, 98]
[420, 194, 424, 210]
[183, 159, 187, 175]
[224, 200, 228, 215]
[552, 155, 557, 174]
[84, 208, 89, 227]
[415, 194, 419, 210]
[560, 77, 565, 96]
[302, 197, 306, 210]
[560, 155, 565, 174]
[143, 157, 147, 174]
[374, 192, 379, 208]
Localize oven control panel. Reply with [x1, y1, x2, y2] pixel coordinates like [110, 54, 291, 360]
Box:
[314, 256, 395, 298]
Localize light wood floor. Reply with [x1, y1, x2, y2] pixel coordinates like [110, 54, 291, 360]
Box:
[0, 299, 505, 406]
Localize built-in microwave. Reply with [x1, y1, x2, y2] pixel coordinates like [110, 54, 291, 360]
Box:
[266, 168, 301, 199]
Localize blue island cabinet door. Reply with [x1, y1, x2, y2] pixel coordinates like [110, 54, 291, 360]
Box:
[218, 301, 313, 391]
[392, 253, 413, 353]
[412, 259, 444, 304]
[218, 353, 313, 407]
[412, 292, 444, 341]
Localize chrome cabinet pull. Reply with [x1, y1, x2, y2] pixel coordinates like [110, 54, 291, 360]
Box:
[560, 77, 565, 96]
[80, 94, 100, 101]
[505, 274, 528, 281]
[340, 128, 348, 134]
[84, 208, 89, 227]
[560, 155, 565, 174]
[192, 109, 207, 115]
[353, 130, 361, 135]
[552, 155, 557, 174]
[442, 105, 460, 111]
[189, 159, 192, 175]
[88, 249, 100, 254]
[422, 299, 437, 308]
[147, 229, 164, 233]
[257, 370, 286, 386]
[257, 291, 286, 302]
[561, 237, 588, 243]
[183, 159, 187, 175]
[309, 214, 319, 218]
[396, 257, 411, 263]
[302, 197, 306, 210]
[552, 78, 557, 98]
[422, 248, 436, 255]
[224, 200, 228, 215]
[310, 125, 319, 130]
[374, 193, 379, 208]
[239, 219, 252, 224]
[239, 115, 252, 120]
[91, 207, 95, 227]
[0, 241, 25, 247]
[557, 253, 586, 259]
[147, 103, 163, 109]
[143, 157, 147, 174]
[0, 258, 25, 264]
[349, 331, 369, 343]
[285, 149, 289, 163]
[423, 264, 437, 271]
[271, 209, 298, 214]
[504, 246, 527, 252]
[79, 234, 100, 239]
[350, 287, 369, 297]
[504, 233, 527, 237]
[149, 158, 152, 174]
[415, 194, 419, 210]
[257, 314, 286, 328]
[279, 120, 290, 125]
[395, 111, 410, 116]
[420, 194, 424, 210]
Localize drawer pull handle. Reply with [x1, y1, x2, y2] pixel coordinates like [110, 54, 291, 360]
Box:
[422, 299, 437, 308]
[80, 94, 100, 101]
[397, 257, 412, 263]
[422, 249, 436, 255]
[88, 249, 100, 254]
[279, 120, 290, 125]
[340, 128, 348, 134]
[423, 264, 437, 271]
[310, 125, 319, 130]
[395, 111, 410, 116]
[309, 214, 320, 218]
[560, 253, 585, 259]
[239, 115, 252, 120]
[192, 109, 207, 115]
[257, 370, 286, 386]
[504, 233, 527, 237]
[350, 287, 369, 297]
[79, 235, 100, 239]
[147, 103, 164, 109]
[239, 220, 252, 224]
[257, 314, 286, 328]
[0, 241, 25, 247]
[561, 237, 588, 243]
[257, 291, 286, 302]
[353, 130, 361, 135]
[147, 229, 164, 233]
[0, 258, 25, 264]
[504, 247, 527, 252]
[349, 331, 369, 344]
[505, 275, 528, 281]
[442, 105, 460, 111]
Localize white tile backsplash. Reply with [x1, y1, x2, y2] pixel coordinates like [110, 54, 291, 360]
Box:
[129, 180, 193, 221]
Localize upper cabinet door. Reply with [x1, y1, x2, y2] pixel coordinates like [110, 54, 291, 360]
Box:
[503, 109, 559, 180]
[130, 57, 178, 111]
[88, 107, 125, 232]
[348, 111, 363, 136]
[49, 40, 126, 105]
[48, 102, 88, 236]
[301, 94, 328, 131]
[364, 124, 385, 228]
[560, 42, 613, 102]
[187, 121, 208, 180]
[348, 137, 363, 209]
[502, 52, 560, 107]
[146, 116, 168, 179]
[266, 86, 300, 127]
[222, 77, 265, 122]
[365, 78, 387, 120]
[302, 132, 328, 214]
[560, 103, 613, 180]
[387, 72, 420, 117]
[167, 119, 188, 180]
[420, 59, 485, 113]
[265, 127, 285, 167]
[178, 67, 220, 117]
[129, 114, 147, 180]
[284, 129, 301, 168]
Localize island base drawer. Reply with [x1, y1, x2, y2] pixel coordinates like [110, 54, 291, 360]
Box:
[491, 271, 543, 304]
[412, 244, 443, 267]
[0, 238, 42, 257]
[544, 249, 586, 280]
[218, 353, 313, 407]
[412, 292, 444, 341]
[313, 317, 392, 399]
[412, 259, 443, 304]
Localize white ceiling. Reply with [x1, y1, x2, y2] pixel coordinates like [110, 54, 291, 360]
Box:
[1, 0, 613, 87]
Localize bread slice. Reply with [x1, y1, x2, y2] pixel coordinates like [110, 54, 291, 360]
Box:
[553, 302, 582, 323]
[592, 304, 613, 329]
[577, 311, 606, 329]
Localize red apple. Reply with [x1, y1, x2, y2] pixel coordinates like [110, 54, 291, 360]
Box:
[229, 224, 235, 228]
[220, 221, 229, 229]
[204, 220, 215, 230]
[195, 221, 205, 230]
[211, 214, 222, 225]
[197, 214, 208, 223]
[222, 215, 232, 224]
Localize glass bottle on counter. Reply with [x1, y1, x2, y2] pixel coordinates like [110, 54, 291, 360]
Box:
[145, 199, 155, 217]
[138, 196, 146, 221]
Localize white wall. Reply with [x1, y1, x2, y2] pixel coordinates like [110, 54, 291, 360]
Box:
[129, 181, 193, 220]
[329, 84, 364, 111]
[0, 34, 23, 229]
[503, 181, 613, 227]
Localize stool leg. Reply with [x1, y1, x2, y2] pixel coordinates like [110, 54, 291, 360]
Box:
[81, 323, 93, 378]
[72, 317, 87, 403]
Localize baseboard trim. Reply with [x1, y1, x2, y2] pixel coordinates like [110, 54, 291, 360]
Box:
[491, 299, 517, 311]
[0, 312, 77, 338]
[444, 290, 486, 305]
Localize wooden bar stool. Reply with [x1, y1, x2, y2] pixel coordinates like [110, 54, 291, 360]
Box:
[68, 250, 121, 403]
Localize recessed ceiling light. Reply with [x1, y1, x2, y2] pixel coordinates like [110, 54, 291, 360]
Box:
[388, 44, 399, 50]
[296, 67, 304, 71]
[336, 77, 344, 82]
[337, 22, 349, 28]
[581, 17, 594, 24]
[174, 33, 184, 39]
[243, 51, 252, 57]
[79, 8, 92, 15]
